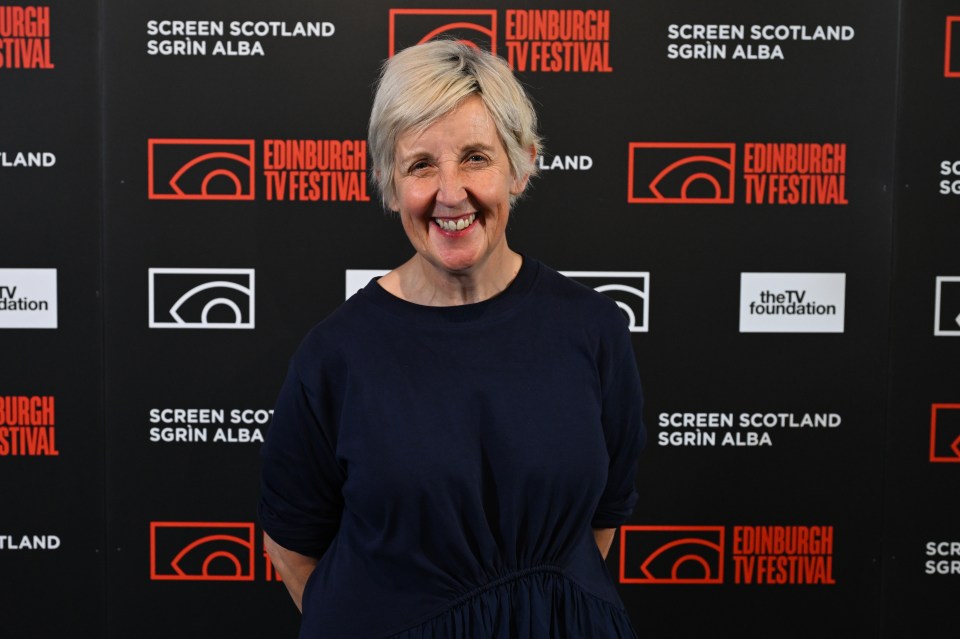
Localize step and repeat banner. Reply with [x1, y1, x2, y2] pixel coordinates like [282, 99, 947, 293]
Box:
[1, 0, 957, 637]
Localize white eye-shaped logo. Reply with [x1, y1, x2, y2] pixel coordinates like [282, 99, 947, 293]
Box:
[149, 268, 255, 329]
[562, 271, 650, 333]
[934, 276, 960, 336]
[593, 284, 647, 332]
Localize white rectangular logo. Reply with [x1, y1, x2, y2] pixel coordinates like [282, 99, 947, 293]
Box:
[149, 268, 255, 329]
[0, 268, 57, 329]
[739, 273, 845, 333]
[935, 276, 960, 336]
[345, 270, 388, 300]
[562, 271, 649, 333]
[345, 269, 649, 333]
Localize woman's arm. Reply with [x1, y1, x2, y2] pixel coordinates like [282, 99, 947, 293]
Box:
[264, 532, 319, 612]
[593, 527, 617, 560]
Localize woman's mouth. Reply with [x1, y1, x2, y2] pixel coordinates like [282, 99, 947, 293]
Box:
[433, 213, 477, 232]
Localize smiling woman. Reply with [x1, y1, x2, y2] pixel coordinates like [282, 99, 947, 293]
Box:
[382, 95, 527, 304]
[259, 40, 645, 639]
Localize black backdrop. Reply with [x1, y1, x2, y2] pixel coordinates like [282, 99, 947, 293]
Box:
[1, 1, 957, 637]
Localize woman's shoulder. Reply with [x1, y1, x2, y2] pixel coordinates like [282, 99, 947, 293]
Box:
[290, 283, 383, 366]
[530, 259, 626, 327]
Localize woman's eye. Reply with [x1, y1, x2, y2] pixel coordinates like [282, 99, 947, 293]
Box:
[409, 160, 430, 172]
[467, 154, 487, 164]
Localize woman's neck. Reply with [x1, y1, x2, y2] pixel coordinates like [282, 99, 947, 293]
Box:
[383, 248, 522, 307]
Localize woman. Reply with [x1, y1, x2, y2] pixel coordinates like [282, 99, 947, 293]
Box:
[259, 40, 645, 638]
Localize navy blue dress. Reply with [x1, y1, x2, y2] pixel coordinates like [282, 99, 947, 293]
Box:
[259, 257, 645, 638]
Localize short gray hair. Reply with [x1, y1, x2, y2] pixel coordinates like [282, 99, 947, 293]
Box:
[368, 40, 541, 209]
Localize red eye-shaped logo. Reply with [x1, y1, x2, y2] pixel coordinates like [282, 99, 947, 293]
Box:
[389, 9, 497, 57]
[620, 525, 725, 584]
[150, 522, 256, 581]
[628, 142, 736, 204]
[148, 139, 256, 200]
[930, 404, 960, 463]
[946, 17, 960, 78]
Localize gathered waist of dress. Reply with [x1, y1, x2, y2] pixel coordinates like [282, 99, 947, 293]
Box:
[384, 563, 629, 638]
[448, 565, 568, 609]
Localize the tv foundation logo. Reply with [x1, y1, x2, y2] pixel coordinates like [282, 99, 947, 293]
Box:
[930, 404, 960, 463]
[0, 533, 60, 550]
[150, 521, 280, 581]
[148, 268, 254, 329]
[925, 540, 960, 575]
[389, 8, 612, 72]
[946, 17, 960, 78]
[0, 395, 58, 457]
[628, 142, 847, 205]
[0, 268, 57, 329]
[0, 6, 53, 69]
[621, 525, 835, 586]
[148, 138, 369, 202]
[739, 273, 845, 333]
[934, 277, 960, 336]
[345, 269, 649, 332]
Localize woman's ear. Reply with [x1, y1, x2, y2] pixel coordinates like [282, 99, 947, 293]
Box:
[510, 145, 537, 195]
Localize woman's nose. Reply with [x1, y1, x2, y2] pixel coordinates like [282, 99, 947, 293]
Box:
[436, 164, 467, 207]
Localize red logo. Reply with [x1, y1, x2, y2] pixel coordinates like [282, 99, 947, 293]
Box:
[930, 404, 960, 462]
[946, 17, 960, 78]
[150, 522, 256, 581]
[622, 525, 835, 586]
[148, 139, 256, 200]
[0, 395, 58, 457]
[0, 6, 54, 70]
[388, 9, 497, 56]
[628, 143, 736, 204]
[620, 525, 725, 584]
[628, 142, 848, 205]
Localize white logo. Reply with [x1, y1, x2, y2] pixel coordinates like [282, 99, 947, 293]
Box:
[148, 268, 254, 329]
[0, 269, 57, 329]
[740, 273, 845, 333]
[562, 271, 649, 333]
[345, 269, 649, 333]
[345, 270, 388, 300]
[935, 276, 960, 336]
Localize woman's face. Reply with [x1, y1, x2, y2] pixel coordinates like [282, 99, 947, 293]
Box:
[390, 95, 528, 276]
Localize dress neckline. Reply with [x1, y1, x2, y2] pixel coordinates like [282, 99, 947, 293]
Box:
[359, 255, 539, 326]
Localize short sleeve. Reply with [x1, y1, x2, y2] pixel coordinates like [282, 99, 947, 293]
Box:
[258, 358, 346, 558]
[591, 322, 645, 529]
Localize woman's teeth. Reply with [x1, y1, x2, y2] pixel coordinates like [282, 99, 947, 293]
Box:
[434, 213, 476, 232]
